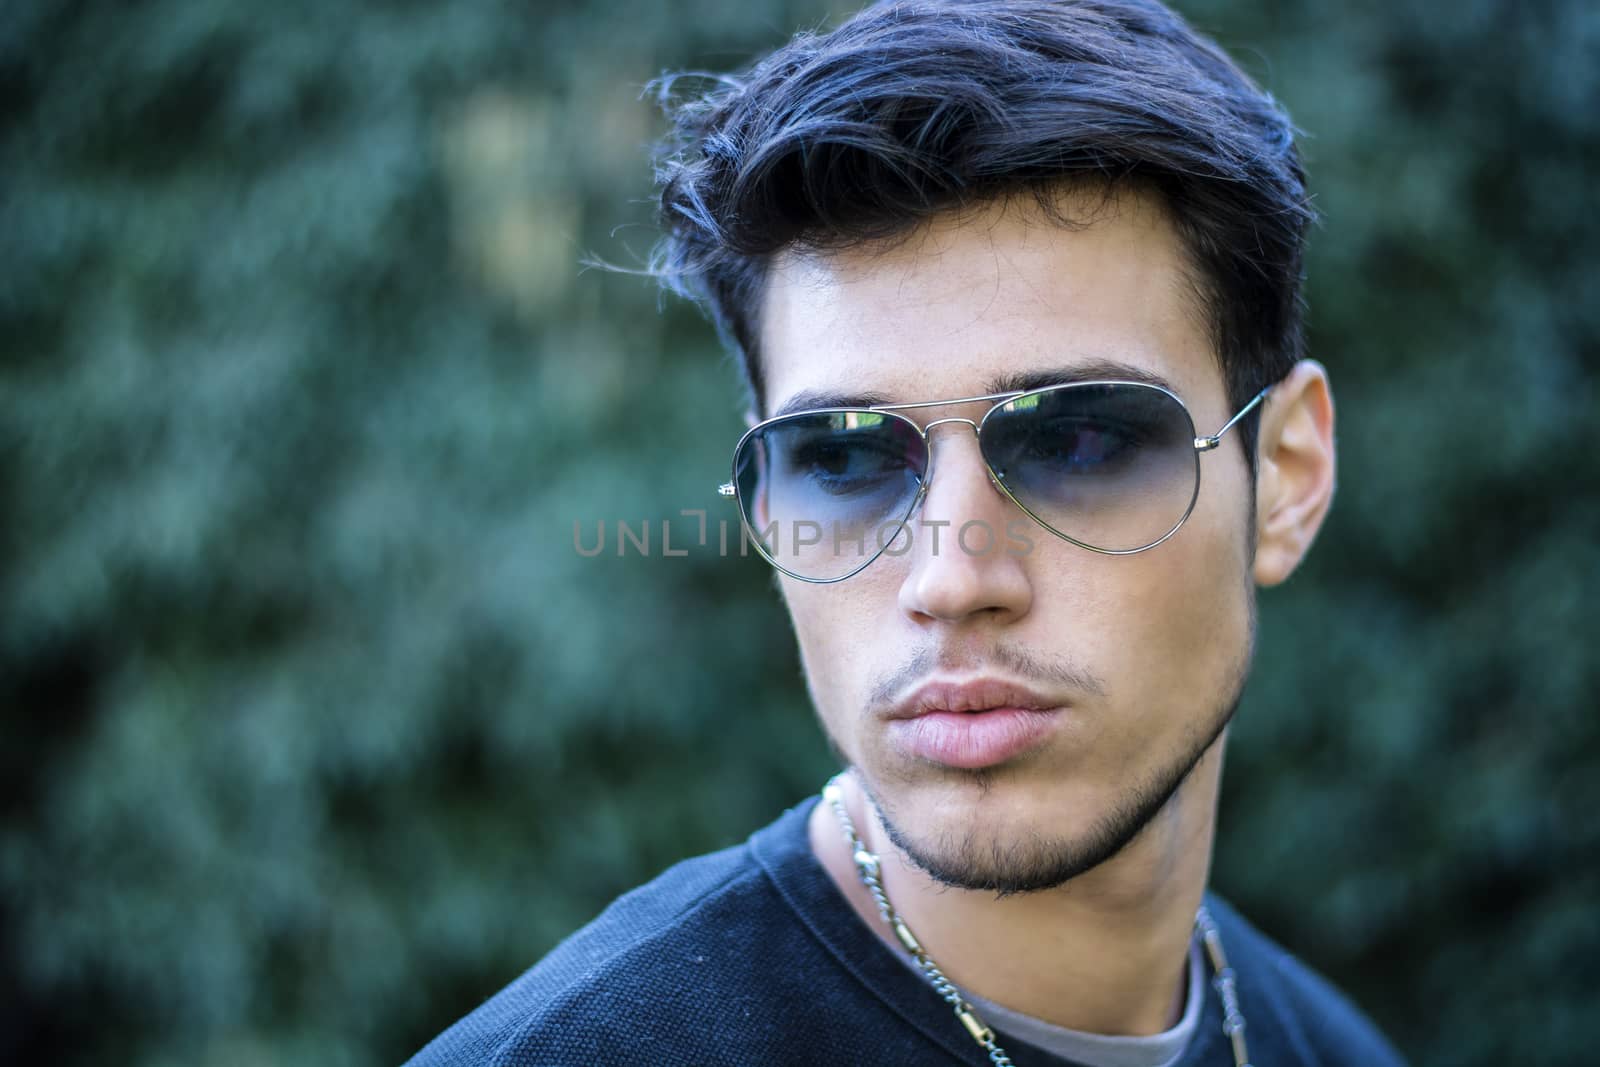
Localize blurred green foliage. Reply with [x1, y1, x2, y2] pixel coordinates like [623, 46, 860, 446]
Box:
[1, 1, 1594, 1064]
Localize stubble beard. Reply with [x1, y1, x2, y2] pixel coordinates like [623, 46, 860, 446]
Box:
[851, 640, 1253, 898]
[812, 448, 1265, 897]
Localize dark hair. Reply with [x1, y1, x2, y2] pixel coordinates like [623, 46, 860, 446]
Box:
[651, 0, 1316, 461]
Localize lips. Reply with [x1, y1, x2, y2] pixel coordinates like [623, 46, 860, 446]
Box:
[884, 678, 1066, 769]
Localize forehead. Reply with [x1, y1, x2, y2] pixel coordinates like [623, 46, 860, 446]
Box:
[758, 187, 1222, 418]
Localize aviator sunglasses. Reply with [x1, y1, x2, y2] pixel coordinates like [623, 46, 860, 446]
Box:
[717, 379, 1269, 583]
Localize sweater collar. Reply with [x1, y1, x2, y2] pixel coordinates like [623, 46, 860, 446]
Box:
[748, 794, 1236, 1066]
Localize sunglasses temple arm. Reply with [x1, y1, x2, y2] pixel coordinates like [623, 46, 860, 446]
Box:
[1195, 386, 1271, 452]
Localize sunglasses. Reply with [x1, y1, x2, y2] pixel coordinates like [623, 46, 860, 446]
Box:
[717, 379, 1269, 583]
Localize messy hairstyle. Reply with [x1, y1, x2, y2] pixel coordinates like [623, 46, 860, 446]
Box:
[651, 0, 1316, 461]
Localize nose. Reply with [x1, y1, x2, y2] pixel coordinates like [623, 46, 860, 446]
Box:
[897, 422, 1034, 624]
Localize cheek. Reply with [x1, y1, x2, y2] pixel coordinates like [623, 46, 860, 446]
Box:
[1089, 474, 1254, 713]
[781, 582, 873, 715]
[780, 565, 916, 757]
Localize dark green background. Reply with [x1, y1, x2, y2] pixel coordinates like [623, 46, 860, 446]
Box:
[3, 1, 1594, 1064]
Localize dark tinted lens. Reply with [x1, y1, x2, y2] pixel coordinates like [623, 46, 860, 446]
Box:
[734, 411, 925, 580]
[980, 383, 1198, 551]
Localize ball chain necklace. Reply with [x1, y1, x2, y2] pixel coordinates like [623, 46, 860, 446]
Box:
[822, 776, 1252, 1067]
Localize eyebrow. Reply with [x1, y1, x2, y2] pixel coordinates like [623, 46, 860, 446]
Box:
[770, 359, 1178, 418]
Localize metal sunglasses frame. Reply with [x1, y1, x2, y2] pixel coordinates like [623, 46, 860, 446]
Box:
[716, 379, 1270, 584]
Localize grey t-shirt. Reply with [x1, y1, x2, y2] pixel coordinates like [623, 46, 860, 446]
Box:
[890, 934, 1206, 1067]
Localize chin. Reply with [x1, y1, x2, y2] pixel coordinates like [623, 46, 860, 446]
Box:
[861, 748, 1197, 894]
[859, 766, 1113, 893]
[884, 809, 1125, 895]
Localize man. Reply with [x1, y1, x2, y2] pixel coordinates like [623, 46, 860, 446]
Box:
[410, 1, 1407, 1063]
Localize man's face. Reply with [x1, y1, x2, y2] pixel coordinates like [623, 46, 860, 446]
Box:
[759, 188, 1258, 893]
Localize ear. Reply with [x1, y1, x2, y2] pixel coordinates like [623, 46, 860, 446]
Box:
[1252, 360, 1336, 587]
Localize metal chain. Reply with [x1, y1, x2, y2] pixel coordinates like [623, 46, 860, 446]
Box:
[1196, 903, 1253, 1067]
[822, 775, 1251, 1067]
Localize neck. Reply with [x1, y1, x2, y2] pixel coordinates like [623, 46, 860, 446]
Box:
[807, 739, 1224, 1037]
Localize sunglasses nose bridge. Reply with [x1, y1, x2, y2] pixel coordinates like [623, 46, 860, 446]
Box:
[920, 416, 980, 435]
[917, 416, 1010, 505]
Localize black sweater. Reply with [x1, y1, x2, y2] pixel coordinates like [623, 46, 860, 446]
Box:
[407, 796, 1407, 1066]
